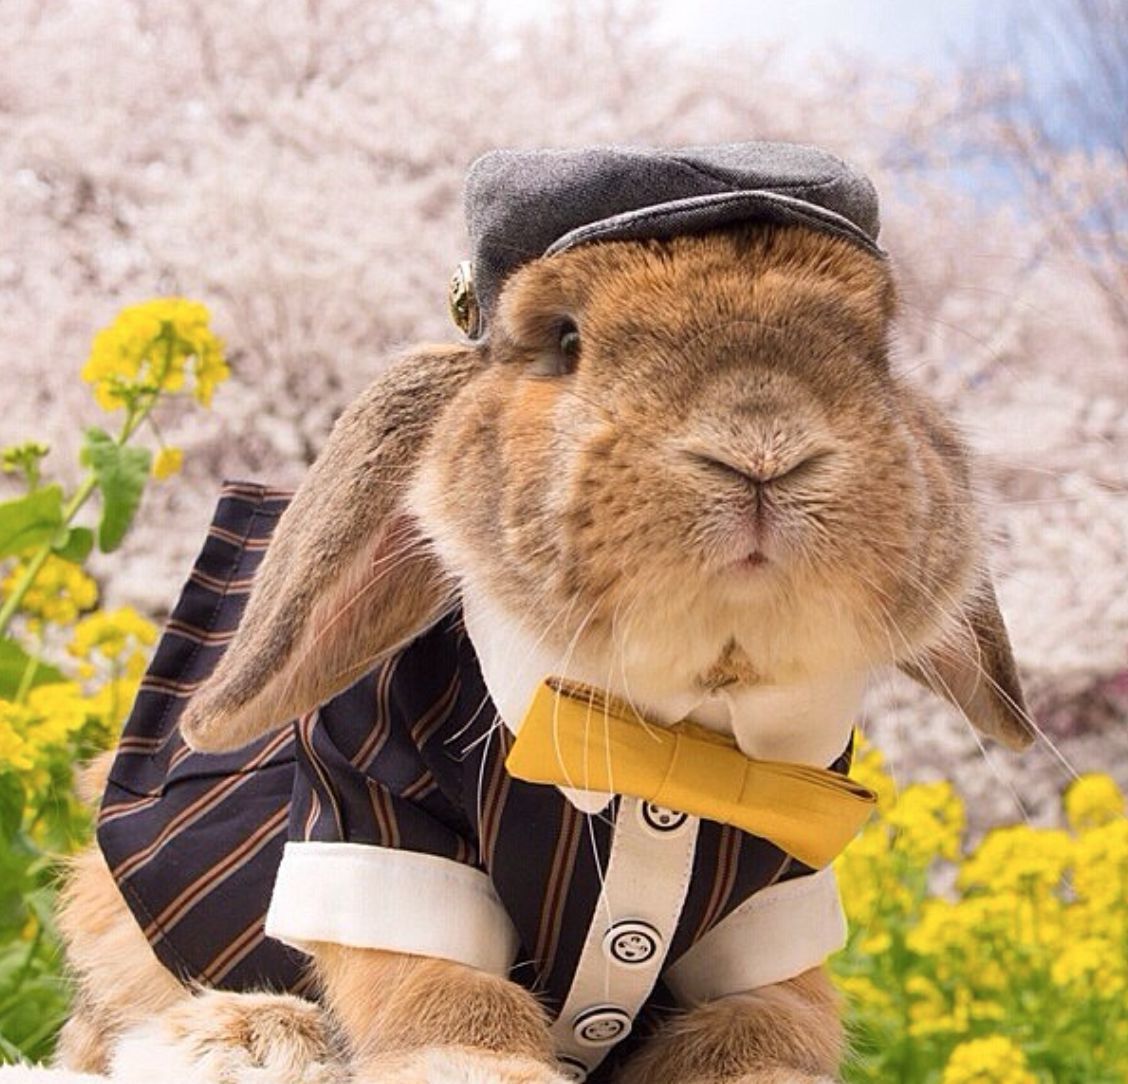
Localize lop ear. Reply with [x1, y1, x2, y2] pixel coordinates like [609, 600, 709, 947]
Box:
[180, 345, 485, 753]
[899, 573, 1034, 751]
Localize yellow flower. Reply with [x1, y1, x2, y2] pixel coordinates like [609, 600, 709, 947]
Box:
[69, 608, 156, 730]
[835, 819, 894, 928]
[191, 335, 230, 407]
[81, 299, 228, 412]
[0, 706, 33, 771]
[1065, 773, 1125, 831]
[1, 554, 98, 628]
[887, 780, 965, 864]
[24, 683, 88, 747]
[904, 884, 1068, 996]
[69, 606, 157, 666]
[0, 683, 90, 774]
[85, 675, 142, 732]
[832, 733, 1128, 1078]
[968, 999, 1006, 1023]
[837, 975, 896, 1016]
[905, 975, 968, 1039]
[858, 929, 891, 953]
[906, 897, 969, 959]
[152, 446, 184, 480]
[1050, 937, 1115, 989]
[1072, 817, 1128, 927]
[959, 824, 1072, 896]
[942, 1036, 1035, 1084]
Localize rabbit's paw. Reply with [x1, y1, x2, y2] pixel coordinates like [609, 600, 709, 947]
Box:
[360, 1047, 568, 1084]
[111, 989, 344, 1084]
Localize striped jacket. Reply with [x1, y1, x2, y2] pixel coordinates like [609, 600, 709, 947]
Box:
[98, 484, 850, 1082]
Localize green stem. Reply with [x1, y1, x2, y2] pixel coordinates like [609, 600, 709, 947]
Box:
[14, 630, 44, 703]
[0, 473, 96, 639]
[0, 396, 156, 640]
[0, 547, 51, 641]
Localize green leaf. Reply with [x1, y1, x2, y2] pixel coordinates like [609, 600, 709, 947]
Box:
[0, 836, 32, 938]
[0, 639, 63, 699]
[0, 487, 64, 559]
[0, 776, 23, 843]
[80, 428, 152, 553]
[51, 526, 94, 563]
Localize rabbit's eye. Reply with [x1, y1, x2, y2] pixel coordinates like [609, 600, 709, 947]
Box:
[531, 319, 581, 377]
[559, 322, 581, 361]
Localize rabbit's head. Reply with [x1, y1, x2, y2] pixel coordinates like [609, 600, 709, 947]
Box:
[181, 223, 1032, 757]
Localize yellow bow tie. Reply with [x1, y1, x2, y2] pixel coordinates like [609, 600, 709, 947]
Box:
[505, 678, 876, 869]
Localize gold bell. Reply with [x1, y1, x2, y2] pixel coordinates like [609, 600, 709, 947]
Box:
[448, 260, 481, 338]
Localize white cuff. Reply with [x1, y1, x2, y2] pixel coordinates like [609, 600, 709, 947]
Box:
[265, 842, 520, 977]
[663, 866, 846, 1005]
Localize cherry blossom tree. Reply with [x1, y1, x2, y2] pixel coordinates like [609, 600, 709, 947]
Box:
[1, 0, 1123, 824]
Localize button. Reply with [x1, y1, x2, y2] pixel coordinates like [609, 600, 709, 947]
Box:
[556, 1056, 589, 1082]
[572, 1006, 633, 1047]
[638, 801, 689, 835]
[602, 920, 662, 967]
[448, 260, 482, 337]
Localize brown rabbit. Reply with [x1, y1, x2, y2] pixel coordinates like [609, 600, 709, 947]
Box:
[56, 146, 1031, 1084]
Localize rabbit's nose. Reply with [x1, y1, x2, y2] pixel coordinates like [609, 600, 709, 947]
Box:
[689, 451, 807, 488]
[696, 454, 769, 487]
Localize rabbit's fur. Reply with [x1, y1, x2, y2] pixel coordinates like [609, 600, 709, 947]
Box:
[56, 223, 1030, 1083]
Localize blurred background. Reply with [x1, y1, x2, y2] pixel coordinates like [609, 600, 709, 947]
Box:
[2, 0, 1125, 830]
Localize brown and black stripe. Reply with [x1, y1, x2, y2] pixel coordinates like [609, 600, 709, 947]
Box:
[97, 484, 306, 991]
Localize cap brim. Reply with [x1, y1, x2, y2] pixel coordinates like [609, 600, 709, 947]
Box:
[544, 189, 886, 261]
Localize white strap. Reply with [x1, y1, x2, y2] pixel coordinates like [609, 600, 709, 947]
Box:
[548, 798, 699, 1080]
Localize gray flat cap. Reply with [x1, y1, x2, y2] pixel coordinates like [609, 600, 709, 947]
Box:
[449, 142, 884, 338]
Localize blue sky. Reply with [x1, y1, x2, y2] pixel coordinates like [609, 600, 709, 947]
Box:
[483, 1, 1034, 70]
[480, 1, 1102, 151]
[651, 0, 1024, 67]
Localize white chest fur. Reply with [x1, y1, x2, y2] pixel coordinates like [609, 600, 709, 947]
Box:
[460, 586, 865, 786]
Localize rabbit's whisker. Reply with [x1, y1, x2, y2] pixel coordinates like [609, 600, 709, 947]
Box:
[552, 596, 607, 797]
[455, 593, 583, 753]
[474, 721, 497, 863]
[612, 589, 665, 743]
[877, 554, 1077, 778]
[853, 573, 1036, 826]
[863, 550, 1083, 786]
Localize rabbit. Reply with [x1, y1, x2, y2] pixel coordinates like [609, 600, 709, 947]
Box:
[55, 219, 1032, 1084]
